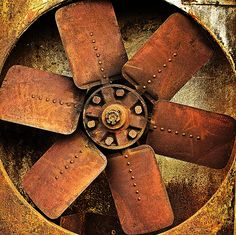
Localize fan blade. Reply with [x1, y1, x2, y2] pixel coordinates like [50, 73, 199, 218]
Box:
[22, 131, 107, 219]
[122, 13, 213, 101]
[0, 65, 85, 134]
[147, 101, 236, 169]
[60, 213, 86, 235]
[56, 1, 127, 89]
[106, 145, 174, 234]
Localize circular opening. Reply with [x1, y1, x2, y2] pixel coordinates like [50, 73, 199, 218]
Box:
[0, 0, 235, 234]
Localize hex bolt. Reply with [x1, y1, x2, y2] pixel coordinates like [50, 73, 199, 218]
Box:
[105, 136, 114, 146]
[128, 129, 138, 139]
[116, 89, 125, 97]
[92, 95, 101, 104]
[87, 120, 96, 129]
[134, 105, 142, 115]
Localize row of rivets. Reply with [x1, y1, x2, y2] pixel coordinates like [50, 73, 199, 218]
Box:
[154, 126, 201, 140]
[31, 95, 78, 108]
[55, 150, 85, 180]
[90, 32, 107, 80]
[124, 154, 141, 201]
[142, 52, 178, 89]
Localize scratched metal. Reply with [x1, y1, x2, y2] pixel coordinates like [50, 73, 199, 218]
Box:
[0, 0, 235, 234]
[0, 65, 85, 134]
[147, 101, 236, 169]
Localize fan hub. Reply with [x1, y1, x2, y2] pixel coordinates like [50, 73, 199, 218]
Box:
[83, 84, 148, 150]
[102, 104, 127, 129]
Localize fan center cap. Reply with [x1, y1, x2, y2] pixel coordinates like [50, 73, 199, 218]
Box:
[102, 104, 127, 129]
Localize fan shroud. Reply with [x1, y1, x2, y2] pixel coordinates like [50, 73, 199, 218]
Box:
[0, 0, 235, 234]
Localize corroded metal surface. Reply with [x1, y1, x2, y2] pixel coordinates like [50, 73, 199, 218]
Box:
[56, 1, 127, 89]
[0, 65, 85, 134]
[23, 131, 107, 219]
[165, 0, 236, 72]
[106, 145, 174, 234]
[83, 84, 148, 150]
[147, 101, 236, 169]
[122, 13, 213, 101]
[0, 0, 235, 234]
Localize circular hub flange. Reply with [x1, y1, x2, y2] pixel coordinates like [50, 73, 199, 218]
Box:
[83, 84, 148, 150]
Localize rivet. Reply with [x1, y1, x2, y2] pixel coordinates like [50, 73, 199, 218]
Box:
[70, 160, 74, 164]
[131, 176, 135, 179]
[143, 85, 146, 89]
[65, 165, 69, 169]
[127, 162, 130, 166]
[53, 99, 56, 103]
[175, 131, 179, 135]
[124, 155, 128, 158]
[66, 103, 71, 107]
[92, 95, 101, 104]
[136, 190, 139, 194]
[168, 129, 172, 133]
[103, 75, 107, 78]
[75, 155, 78, 158]
[38, 96, 42, 100]
[60, 171, 63, 174]
[94, 46, 98, 50]
[133, 183, 137, 187]
[90, 32, 93, 36]
[158, 69, 162, 73]
[111, 230, 116, 235]
[96, 53, 100, 57]
[129, 169, 133, 173]
[46, 98, 50, 102]
[85, 144, 89, 148]
[148, 80, 152, 83]
[79, 150, 83, 153]
[168, 58, 172, 62]
[128, 129, 138, 139]
[138, 197, 141, 201]
[100, 67, 104, 72]
[153, 74, 156, 78]
[92, 39, 96, 43]
[105, 137, 114, 146]
[74, 104, 78, 108]
[153, 125, 157, 129]
[163, 64, 167, 67]
[197, 136, 201, 140]
[98, 60, 102, 64]
[173, 53, 177, 57]
[189, 134, 193, 138]
[31, 94, 35, 98]
[59, 100, 64, 105]
[160, 127, 164, 131]
[55, 176, 59, 180]
[116, 89, 125, 97]
[134, 105, 142, 115]
[182, 132, 186, 136]
[87, 120, 96, 129]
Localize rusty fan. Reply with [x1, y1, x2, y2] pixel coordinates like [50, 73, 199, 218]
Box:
[0, 1, 235, 234]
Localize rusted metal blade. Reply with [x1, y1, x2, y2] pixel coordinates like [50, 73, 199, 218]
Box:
[56, 1, 127, 89]
[106, 145, 174, 234]
[0, 65, 85, 134]
[60, 213, 86, 235]
[22, 131, 107, 219]
[147, 101, 236, 169]
[122, 13, 213, 101]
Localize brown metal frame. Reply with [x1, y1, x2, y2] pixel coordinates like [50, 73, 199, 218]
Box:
[0, 0, 235, 234]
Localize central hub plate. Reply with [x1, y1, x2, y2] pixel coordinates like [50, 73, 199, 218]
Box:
[83, 84, 148, 150]
[102, 104, 127, 129]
